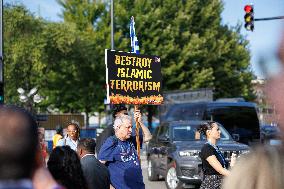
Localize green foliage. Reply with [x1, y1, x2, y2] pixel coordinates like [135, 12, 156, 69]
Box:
[111, 0, 255, 100]
[4, 0, 256, 117]
[4, 4, 107, 116]
[4, 5, 46, 104]
[41, 22, 106, 114]
[47, 0, 108, 118]
[57, 0, 105, 31]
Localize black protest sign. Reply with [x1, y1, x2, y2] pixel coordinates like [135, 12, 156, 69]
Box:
[105, 49, 163, 105]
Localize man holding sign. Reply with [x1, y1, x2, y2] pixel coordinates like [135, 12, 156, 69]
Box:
[98, 111, 151, 189]
[102, 16, 161, 189]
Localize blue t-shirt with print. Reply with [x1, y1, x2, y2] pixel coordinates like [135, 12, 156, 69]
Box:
[98, 136, 145, 189]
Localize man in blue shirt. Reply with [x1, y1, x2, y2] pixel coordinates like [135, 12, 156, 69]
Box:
[98, 111, 152, 189]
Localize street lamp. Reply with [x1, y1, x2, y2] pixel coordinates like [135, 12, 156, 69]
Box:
[17, 87, 43, 114]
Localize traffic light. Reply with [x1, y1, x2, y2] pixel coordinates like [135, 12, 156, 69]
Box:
[244, 5, 254, 31]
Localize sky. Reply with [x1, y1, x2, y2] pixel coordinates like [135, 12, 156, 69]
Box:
[5, 0, 284, 78]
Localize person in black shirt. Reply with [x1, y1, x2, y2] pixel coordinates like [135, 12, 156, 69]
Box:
[198, 121, 236, 189]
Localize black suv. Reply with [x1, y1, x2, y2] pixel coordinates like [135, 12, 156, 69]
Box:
[160, 101, 260, 145]
[146, 120, 250, 189]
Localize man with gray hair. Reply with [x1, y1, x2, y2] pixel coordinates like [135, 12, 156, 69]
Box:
[98, 110, 151, 189]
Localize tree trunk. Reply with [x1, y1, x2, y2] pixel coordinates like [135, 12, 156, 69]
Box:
[86, 111, 89, 128]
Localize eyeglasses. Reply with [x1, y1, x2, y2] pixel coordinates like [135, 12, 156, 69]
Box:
[68, 130, 78, 133]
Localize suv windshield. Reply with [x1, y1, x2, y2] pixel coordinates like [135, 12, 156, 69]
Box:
[172, 123, 231, 141]
[166, 104, 204, 121]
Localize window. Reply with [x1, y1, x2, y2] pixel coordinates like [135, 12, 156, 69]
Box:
[173, 126, 195, 140]
[172, 123, 231, 141]
[166, 104, 204, 121]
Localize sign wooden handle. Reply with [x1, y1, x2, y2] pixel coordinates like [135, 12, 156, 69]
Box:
[134, 105, 141, 161]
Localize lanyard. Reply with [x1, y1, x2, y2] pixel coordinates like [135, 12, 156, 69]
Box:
[206, 142, 226, 168]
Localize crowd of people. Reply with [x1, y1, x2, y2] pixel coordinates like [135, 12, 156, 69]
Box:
[3, 102, 283, 189]
[2, 69, 284, 189]
[0, 104, 152, 189]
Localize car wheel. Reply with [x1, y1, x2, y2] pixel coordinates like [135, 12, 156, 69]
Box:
[147, 158, 159, 181]
[165, 162, 183, 189]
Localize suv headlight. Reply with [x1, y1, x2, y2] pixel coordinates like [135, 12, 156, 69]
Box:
[179, 150, 200, 157]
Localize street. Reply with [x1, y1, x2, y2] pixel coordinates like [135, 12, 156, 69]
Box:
[141, 154, 166, 189]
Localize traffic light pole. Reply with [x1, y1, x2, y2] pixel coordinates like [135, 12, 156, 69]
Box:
[255, 16, 284, 21]
[0, 0, 4, 104]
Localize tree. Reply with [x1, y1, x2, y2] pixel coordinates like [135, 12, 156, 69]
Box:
[51, 0, 108, 125]
[41, 22, 106, 125]
[4, 4, 106, 125]
[111, 0, 255, 100]
[57, 0, 105, 31]
[4, 5, 46, 106]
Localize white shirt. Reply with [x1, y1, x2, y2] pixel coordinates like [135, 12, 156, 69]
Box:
[56, 136, 78, 151]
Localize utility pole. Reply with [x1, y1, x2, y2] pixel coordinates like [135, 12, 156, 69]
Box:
[0, 0, 4, 104]
[111, 0, 114, 50]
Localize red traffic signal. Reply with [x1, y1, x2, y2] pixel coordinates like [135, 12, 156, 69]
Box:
[244, 5, 253, 13]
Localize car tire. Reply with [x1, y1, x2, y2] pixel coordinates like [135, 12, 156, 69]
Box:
[165, 162, 183, 189]
[147, 158, 159, 181]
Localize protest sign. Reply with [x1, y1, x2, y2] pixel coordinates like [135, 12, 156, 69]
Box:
[105, 49, 163, 104]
